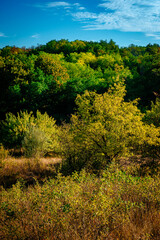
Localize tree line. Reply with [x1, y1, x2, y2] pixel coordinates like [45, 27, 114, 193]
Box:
[0, 39, 160, 121]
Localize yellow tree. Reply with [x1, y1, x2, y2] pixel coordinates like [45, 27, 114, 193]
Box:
[35, 52, 69, 85]
[60, 83, 160, 172]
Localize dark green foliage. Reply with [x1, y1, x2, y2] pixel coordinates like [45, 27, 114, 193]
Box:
[0, 39, 160, 122]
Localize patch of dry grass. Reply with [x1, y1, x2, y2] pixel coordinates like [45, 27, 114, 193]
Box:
[0, 156, 62, 188]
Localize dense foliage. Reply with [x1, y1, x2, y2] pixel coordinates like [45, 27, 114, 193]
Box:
[1, 39, 160, 240]
[1, 39, 160, 168]
[1, 40, 160, 121]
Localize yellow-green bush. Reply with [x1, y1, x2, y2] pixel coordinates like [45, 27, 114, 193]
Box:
[144, 98, 160, 127]
[0, 111, 60, 157]
[22, 126, 51, 158]
[0, 144, 8, 160]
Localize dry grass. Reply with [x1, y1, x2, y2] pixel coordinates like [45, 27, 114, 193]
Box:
[0, 156, 62, 188]
[119, 155, 160, 177]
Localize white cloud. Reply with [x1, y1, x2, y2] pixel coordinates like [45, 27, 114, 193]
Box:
[35, 1, 86, 11]
[72, 0, 160, 39]
[78, 7, 85, 10]
[73, 3, 80, 7]
[72, 12, 98, 20]
[34, 0, 160, 39]
[46, 2, 70, 8]
[0, 32, 7, 37]
[145, 33, 160, 40]
[34, 1, 71, 10]
[31, 34, 40, 39]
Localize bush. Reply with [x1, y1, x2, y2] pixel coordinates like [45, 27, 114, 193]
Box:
[0, 144, 8, 160]
[22, 126, 49, 158]
[0, 111, 35, 149]
[0, 144, 8, 168]
[144, 98, 160, 127]
[0, 111, 60, 156]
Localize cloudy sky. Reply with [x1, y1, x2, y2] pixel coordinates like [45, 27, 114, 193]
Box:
[1, 0, 160, 48]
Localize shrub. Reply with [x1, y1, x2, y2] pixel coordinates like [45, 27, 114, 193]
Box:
[0, 111, 35, 149]
[22, 125, 49, 158]
[144, 98, 160, 127]
[0, 111, 60, 156]
[0, 144, 8, 160]
[0, 144, 8, 169]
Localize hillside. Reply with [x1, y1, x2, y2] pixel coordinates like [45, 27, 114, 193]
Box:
[0, 40, 160, 239]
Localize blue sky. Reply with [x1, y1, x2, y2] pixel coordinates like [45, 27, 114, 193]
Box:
[1, 0, 160, 48]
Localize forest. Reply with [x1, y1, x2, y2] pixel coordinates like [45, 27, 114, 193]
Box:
[0, 39, 160, 239]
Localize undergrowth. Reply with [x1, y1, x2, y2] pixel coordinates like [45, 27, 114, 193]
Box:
[0, 167, 160, 240]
